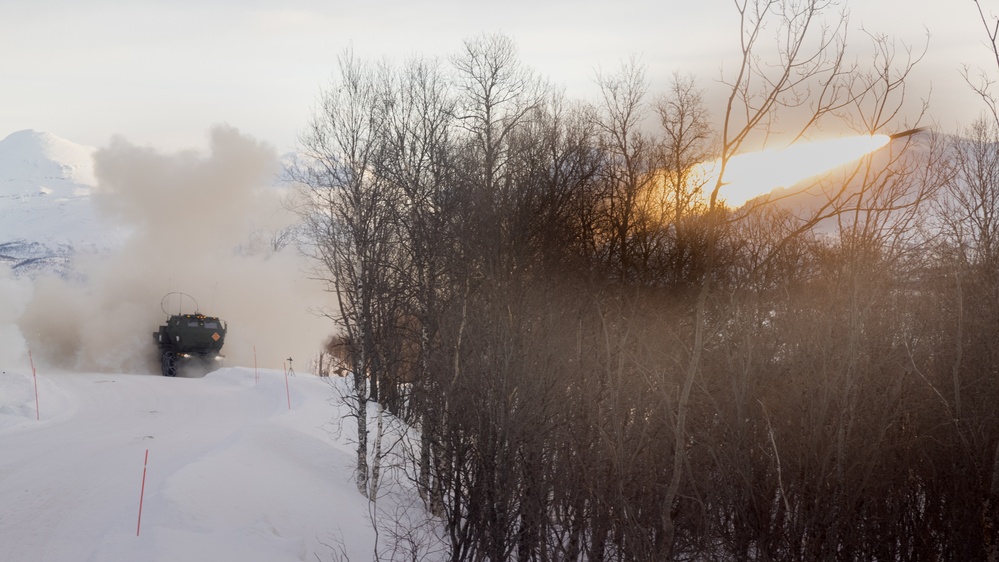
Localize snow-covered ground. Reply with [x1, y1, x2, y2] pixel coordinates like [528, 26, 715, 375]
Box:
[0, 367, 406, 562]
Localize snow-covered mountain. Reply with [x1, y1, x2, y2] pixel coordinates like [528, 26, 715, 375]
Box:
[0, 128, 97, 190]
[0, 130, 124, 275]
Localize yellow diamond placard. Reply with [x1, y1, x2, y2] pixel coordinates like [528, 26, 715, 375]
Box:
[212, 332, 220, 341]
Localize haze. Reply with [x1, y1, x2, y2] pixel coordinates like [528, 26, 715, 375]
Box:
[0, 0, 987, 152]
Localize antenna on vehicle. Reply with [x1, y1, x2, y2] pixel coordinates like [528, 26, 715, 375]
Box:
[161, 292, 199, 317]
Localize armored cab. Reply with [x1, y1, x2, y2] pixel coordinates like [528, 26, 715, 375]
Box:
[153, 310, 227, 377]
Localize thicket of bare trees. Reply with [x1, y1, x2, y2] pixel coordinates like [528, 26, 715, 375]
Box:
[296, 1, 999, 559]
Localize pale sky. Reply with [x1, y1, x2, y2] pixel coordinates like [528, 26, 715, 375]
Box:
[0, 0, 993, 154]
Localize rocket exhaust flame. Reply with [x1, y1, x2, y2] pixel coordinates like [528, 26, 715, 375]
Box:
[702, 131, 921, 208]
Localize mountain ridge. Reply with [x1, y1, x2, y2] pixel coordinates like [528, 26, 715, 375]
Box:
[0, 130, 115, 275]
[0, 129, 97, 190]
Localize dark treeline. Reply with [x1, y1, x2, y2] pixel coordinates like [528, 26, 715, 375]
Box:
[295, 3, 999, 560]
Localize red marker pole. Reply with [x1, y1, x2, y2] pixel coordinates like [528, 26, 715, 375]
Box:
[137, 449, 149, 536]
[29, 349, 39, 421]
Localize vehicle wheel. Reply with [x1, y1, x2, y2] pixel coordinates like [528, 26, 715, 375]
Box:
[162, 351, 178, 377]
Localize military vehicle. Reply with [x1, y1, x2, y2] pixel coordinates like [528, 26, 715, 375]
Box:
[153, 292, 227, 377]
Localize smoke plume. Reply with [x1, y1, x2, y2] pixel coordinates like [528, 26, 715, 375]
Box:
[0, 266, 33, 369]
[18, 125, 331, 374]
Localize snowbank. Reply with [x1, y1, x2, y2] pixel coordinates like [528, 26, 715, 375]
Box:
[0, 368, 432, 562]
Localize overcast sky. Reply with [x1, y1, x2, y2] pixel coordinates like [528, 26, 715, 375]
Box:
[0, 0, 992, 154]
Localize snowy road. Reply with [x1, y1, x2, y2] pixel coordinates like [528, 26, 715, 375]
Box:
[0, 368, 377, 562]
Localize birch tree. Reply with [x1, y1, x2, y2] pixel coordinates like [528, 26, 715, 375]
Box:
[297, 50, 396, 498]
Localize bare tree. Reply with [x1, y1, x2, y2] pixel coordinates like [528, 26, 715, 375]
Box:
[296, 49, 397, 498]
[654, 73, 715, 290]
[656, 73, 713, 226]
[451, 33, 545, 198]
[965, 0, 999, 127]
[593, 56, 658, 282]
[941, 3, 999, 556]
[931, 115, 999, 561]
[660, 0, 931, 556]
[377, 54, 458, 510]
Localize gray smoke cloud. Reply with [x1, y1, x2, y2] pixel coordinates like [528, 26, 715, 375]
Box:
[17, 125, 332, 374]
[0, 266, 33, 369]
